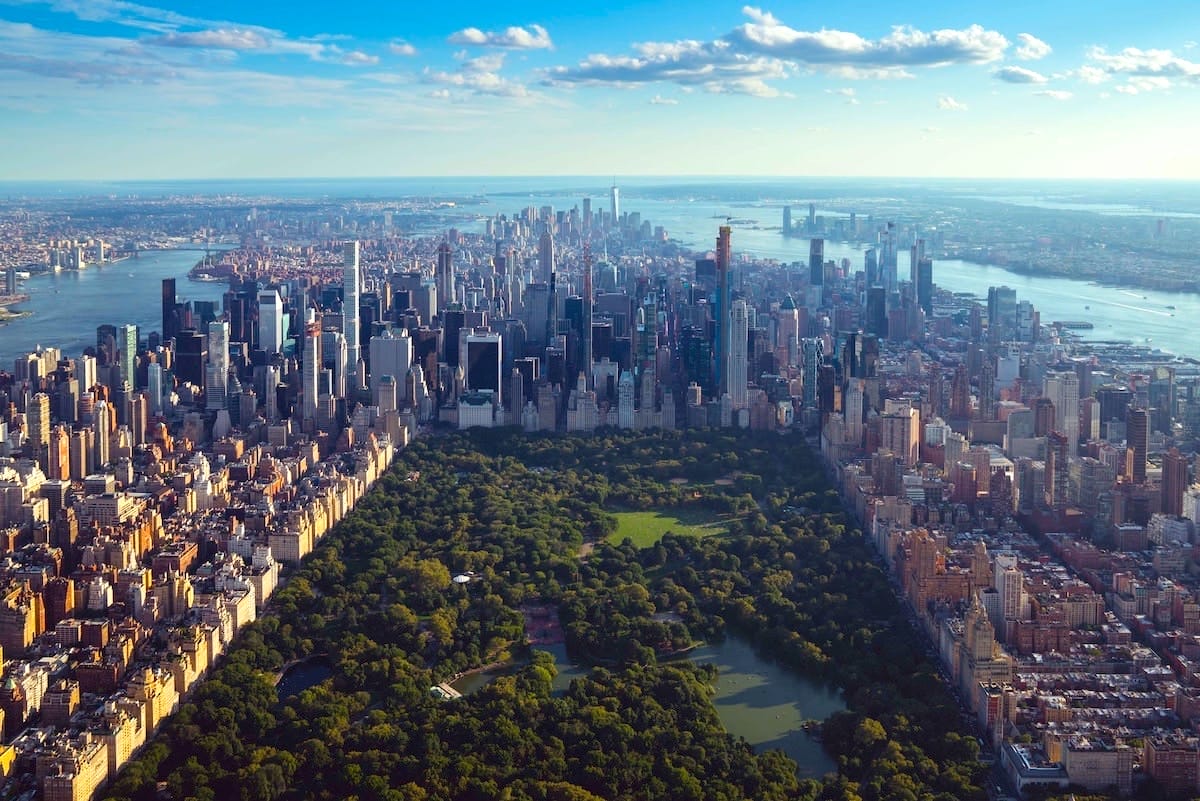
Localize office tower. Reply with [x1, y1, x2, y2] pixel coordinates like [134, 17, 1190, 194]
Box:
[205, 321, 229, 411]
[782, 206, 792, 235]
[69, 429, 91, 480]
[464, 331, 502, 402]
[728, 299, 748, 409]
[1033, 397, 1056, 437]
[118, 324, 138, 389]
[715, 225, 732, 398]
[1043, 372, 1080, 456]
[343, 241, 362, 378]
[93, 400, 111, 468]
[610, 184, 620, 225]
[369, 328, 412, 401]
[582, 248, 594, 389]
[809, 238, 824, 287]
[866, 287, 887, 337]
[301, 322, 321, 423]
[127, 393, 147, 445]
[162, 278, 178, 341]
[987, 286, 1018, 343]
[376, 374, 398, 414]
[538, 232, 555, 283]
[865, 248, 878, 287]
[147, 363, 163, 416]
[47, 426, 69, 480]
[807, 203, 816, 231]
[801, 338, 821, 406]
[582, 197, 592, 233]
[437, 242, 455, 308]
[96, 324, 117, 369]
[1045, 431, 1070, 510]
[1163, 447, 1188, 517]
[258, 291, 284, 355]
[916, 257, 933, 316]
[174, 329, 206, 387]
[4, 267, 15, 296]
[321, 329, 348, 399]
[27, 391, 51, 454]
[881, 222, 897, 296]
[1127, 407, 1148, 484]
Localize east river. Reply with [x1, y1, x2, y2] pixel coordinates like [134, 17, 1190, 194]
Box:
[1, 207, 1197, 366]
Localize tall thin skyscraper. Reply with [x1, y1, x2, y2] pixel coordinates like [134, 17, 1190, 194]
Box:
[436, 242, 455, 308]
[1127, 407, 1148, 484]
[728, 299, 748, 409]
[302, 321, 321, 423]
[343, 241, 362, 379]
[206, 320, 229, 411]
[1044, 372, 1080, 457]
[162, 278, 177, 341]
[118, 324, 138, 389]
[715, 225, 732, 399]
[147, 362, 163, 416]
[538, 232, 555, 283]
[582, 246, 593, 390]
[610, 184, 620, 226]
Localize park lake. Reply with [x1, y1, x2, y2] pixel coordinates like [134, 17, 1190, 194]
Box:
[451, 636, 844, 779]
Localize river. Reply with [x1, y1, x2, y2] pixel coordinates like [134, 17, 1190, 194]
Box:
[0, 249, 228, 366]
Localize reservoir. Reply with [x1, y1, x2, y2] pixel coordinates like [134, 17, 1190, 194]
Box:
[452, 636, 843, 778]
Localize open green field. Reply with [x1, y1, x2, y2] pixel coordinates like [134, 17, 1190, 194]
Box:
[607, 508, 727, 547]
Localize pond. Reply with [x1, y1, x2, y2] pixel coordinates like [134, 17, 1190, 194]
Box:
[276, 657, 333, 700]
[450, 637, 843, 777]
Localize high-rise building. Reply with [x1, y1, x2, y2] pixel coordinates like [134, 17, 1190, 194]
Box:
[610, 184, 620, 226]
[147, 362, 164, 416]
[538, 232, 555, 283]
[162, 278, 178, 342]
[782, 206, 792, 235]
[436, 242, 456, 308]
[809, 238, 824, 287]
[715, 225, 732, 398]
[118, 324, 138, 389]
[1127, 407, 1149, 484]
[301, 322, 321, 423]
[916, 257, 933, 316]
[1163, 447, 1188, 517]
[258, 291, 284, 355]
[987, 286, 1018, 343]
[343, 241, 361, 378]
[369, 329, 412, 401]
[1045, 431, 1070, 510]
[27, 392, 51, 459]
[464, 331, 502, 403]
[728, 299, 749, 409]
[1044, 372, 1080, 456]
[205, 321, 229, 411]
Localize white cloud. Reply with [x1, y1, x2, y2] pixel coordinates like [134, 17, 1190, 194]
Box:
[448, 24, 552, 50]
[824, 65, 913, 80]
[149, 27, 268, 50]
[424, 52, 530, 97]
[1034, 89, 1072, 100]
[1015, 33, 1051, 60]
[1088, 46, 1200, 78]
[937, 95, 967, 110]
[338, 50, 378, 66]
[729, 8, 1009, 66]
[389, 40, 416, 57]
[649, 94, 677, 105]
[1071, 65, 1109, 84]
[1113, 75, 1172, 94]
[993, 65, 1048, 84]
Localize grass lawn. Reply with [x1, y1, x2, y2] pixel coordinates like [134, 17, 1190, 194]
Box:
[607, 508, 727, 547]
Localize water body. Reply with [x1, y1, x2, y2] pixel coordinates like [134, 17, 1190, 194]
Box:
[452, 637, 842, 778]
[276, 657, 333, 700]
[0, 249, 228, 366]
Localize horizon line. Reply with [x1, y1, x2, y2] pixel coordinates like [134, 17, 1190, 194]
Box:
[2, 174, 1199, 185]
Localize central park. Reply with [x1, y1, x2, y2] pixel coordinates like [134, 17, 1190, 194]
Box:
[101, 428, 987, 801]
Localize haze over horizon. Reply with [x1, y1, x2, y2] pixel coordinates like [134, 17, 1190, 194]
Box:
[1, 0, 1198, 181]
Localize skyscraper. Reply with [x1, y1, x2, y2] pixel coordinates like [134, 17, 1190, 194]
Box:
[302, 321, 321, 423]
[118, 324, 138, 389]
[258, 291, 284, 355]
[1044, 372, 1080, 456]
[206, 320, 229, 411]
[916, 257, 933, 316]
[464, 331, 502, 403]
[162, 278, 178, 341]
[782, 206, 792, 235]
[369, 328, 412, 401]
[610, 183, 620, 226]
[1163, 446, 1188, 517]
[437, 242, 455, 308]
[715, 225, 732, 399]
[728, 299, 749, 409]
[1127, 407, 1149, 484]
[538, 232, 555, 283]
[809, 238, 824, 288]
[343, 241, 361, 379]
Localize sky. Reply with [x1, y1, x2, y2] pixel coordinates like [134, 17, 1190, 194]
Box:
[2, 0, 1199, 181]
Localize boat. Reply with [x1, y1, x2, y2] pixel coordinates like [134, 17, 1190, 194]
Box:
[1167, 305, 1177, 310]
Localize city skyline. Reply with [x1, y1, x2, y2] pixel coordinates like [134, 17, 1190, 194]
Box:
[2, 0, 1199, 180]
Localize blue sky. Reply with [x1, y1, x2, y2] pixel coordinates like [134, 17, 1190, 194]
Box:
[2, 0, 1199, 180]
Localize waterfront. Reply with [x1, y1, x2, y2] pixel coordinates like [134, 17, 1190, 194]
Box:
[0, 249, 227, 365]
